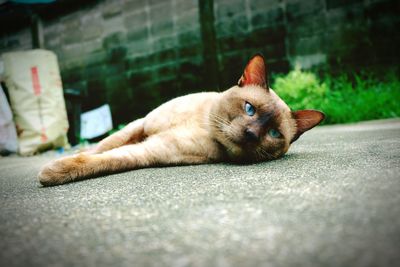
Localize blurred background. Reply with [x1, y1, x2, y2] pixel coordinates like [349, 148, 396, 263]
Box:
[0, 0, 399, 146]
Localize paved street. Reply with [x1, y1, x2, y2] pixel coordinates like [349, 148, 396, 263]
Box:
[1, 119, 399, 267]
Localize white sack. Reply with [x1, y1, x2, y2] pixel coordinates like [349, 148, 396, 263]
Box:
[0, 84, 18, 153]
[2, 49, 69, 155]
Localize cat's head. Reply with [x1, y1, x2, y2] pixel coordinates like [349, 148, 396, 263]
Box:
[210, 54, 325, 162]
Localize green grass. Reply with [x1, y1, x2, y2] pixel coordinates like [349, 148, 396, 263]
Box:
[272, 68, 400, 124]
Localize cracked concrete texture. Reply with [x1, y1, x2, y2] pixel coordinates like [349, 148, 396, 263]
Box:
[0, 119, 399, 267]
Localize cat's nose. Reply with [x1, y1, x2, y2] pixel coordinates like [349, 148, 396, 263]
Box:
[244, 128, 259, 142]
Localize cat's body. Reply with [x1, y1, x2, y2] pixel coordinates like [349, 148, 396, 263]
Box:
[38, 55, 324, 186]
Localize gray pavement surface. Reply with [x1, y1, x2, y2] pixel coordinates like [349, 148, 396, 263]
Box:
[1, 119, 400, 267]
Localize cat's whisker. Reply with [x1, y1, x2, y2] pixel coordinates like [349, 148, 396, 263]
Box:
[209, 114, 231, 128]
[208, 115, 237, 139]
[255, 149, 265, 161]
[211, 113, 231, 124]
[258, 147, 278, 160]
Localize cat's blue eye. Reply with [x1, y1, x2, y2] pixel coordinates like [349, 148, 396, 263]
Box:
[268, 129, 281, 138]
[245, 102, 255, 116]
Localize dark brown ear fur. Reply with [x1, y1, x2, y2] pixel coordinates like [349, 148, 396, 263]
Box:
[238, 54, 269, 89]
[291, 110, 325, 143]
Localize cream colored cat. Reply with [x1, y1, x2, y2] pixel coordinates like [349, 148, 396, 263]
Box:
[38, 54, 324, 186]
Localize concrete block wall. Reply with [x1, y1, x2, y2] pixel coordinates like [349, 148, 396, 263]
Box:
[214, 0, 289, 88]
[0, 28, 32, 53]
[285, 0, 399, 71]
[41, 0, 204, 124]
[213, 0, 399, 87]
[0, 0, 398, 126]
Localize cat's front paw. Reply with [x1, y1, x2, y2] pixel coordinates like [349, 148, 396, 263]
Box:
[38, 155, 86, 186]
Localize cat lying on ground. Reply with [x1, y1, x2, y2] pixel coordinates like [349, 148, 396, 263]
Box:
[38, 54, 324, 186]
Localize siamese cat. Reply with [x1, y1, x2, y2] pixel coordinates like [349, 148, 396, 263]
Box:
[38, 54, 324, 186]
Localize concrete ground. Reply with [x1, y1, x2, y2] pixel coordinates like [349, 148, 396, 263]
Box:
[0, 119, 399, 267]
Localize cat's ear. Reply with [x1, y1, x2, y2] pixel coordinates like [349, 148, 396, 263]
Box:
[238, 54, 268, 89]
[291, 110, 325, 143]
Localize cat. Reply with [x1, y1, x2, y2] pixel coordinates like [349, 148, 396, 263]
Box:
[38, 54, 324, 186]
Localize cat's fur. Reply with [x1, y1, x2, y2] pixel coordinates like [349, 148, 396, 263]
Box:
[38, 54, 324, 186]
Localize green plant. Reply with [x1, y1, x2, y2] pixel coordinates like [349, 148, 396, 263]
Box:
[273, 67, 327, 111]
[272, 68, 400, 124]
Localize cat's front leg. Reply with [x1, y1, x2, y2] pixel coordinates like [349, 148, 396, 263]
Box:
[38, 151, 132, 186]
[38, 154, 96, 186]
[38, 128, 219, 186]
